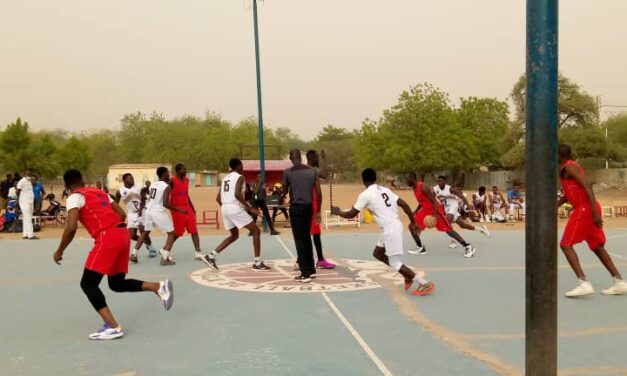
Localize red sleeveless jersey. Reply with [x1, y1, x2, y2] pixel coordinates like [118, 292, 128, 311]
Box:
[560, 160, 589, 208]
[170, 176, 190, 206]
[414, 182, 436, 212]
[74, 187, 122, 238]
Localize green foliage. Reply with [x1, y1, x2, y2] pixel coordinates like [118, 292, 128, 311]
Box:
[604, 114, 627, 162]
[311, 125, 357, 178]
[354, 84, 480, 173]
[559, 126, 607, 159]
[56, 136, 92, 172]
[511, 73, 598, 128]
[457, 97, 510, 166]
[0, 118, 33, 172]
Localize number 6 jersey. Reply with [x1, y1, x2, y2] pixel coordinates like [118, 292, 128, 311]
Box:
[221, 171, 245, 205]
[353, 184, 400, 228]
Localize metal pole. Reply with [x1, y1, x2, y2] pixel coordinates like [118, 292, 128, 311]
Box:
[253, 0, 268, 231]
[526, 1, 559, 375]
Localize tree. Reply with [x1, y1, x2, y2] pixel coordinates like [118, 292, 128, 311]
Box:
[457, 97, 510, 166]
[511, 73, 598, 128]
[312, 125, 356, 177]
[0, 118, 32, 172]
[559, 126, 607, 159]
[354, 84, 479, 173]
[56, 136, 92, 173]
[30, 134, 60, 179]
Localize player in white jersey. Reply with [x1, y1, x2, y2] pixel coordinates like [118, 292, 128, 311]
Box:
[331, 168, 435, 296]
[116, 173, 157, 262]
[201, 158, 271, 272]
[434, 176, 489, 248]
[133, 167, 187, 266]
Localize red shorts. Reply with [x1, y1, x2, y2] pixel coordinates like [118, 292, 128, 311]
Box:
[415, 206, 453, 233]
[172, 208, 198, 237]
[311, 195, 321, 235]
[84, 227, 130, 276]
[560, 203, 606, 250]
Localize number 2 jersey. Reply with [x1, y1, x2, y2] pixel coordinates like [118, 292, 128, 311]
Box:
[353, 184, 400, 228]
[118, 186, 142, 214]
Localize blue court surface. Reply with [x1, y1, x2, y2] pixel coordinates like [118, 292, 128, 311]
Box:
[2, 228, 627, 376]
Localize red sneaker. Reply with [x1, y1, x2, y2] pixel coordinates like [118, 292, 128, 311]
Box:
[413, 282, 435, 296]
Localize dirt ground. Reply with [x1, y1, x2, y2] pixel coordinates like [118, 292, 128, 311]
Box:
[2, 184, 626, 241]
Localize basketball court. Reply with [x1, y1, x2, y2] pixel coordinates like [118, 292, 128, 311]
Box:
[2, 227, 627, 376]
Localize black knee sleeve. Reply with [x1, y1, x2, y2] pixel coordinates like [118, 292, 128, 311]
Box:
[80, 269, 107, 311]
[107, 273, 144, 293]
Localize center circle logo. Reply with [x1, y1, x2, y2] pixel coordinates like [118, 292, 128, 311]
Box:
[190, 259, 404, 293]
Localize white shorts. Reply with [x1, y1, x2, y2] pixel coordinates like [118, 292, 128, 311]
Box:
[143, 210, 174, 233]
[127, 212, 143, 229]
[444, 203, 461, 222]
[222, 204, 253, 230]
[376, 220, 404, 257]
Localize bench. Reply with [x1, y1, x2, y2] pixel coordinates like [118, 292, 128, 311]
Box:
[614, 206, 627, 217]
[197, 210, 220, 229]
[323, 210, 360, 230]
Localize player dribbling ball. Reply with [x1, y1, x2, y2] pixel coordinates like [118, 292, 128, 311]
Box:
[423, 215, 437, 229]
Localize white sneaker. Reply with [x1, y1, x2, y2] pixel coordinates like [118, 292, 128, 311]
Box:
[601, 280, 627, 295]
[88, 323, 124, 340]
[158, 279, 174, 310]
[464, 245, 476, 258]
[408, 246, 428, 255]
[478, 225, 490, 238]
[449, 241, 458, 249]
[565, 280, 594, 297]
[159, 249, 169, 260]
[479, 216, 485, 223]
[194, 251, 204, 260]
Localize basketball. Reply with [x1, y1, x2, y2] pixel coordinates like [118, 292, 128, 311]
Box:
[423, 215, 437, 228]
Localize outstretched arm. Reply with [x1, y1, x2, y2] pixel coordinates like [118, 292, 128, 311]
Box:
[331, 205, 360, 219]
[397, 198, 416, 225]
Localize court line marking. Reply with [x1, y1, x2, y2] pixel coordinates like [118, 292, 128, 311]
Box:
[275, 236, 393, 376]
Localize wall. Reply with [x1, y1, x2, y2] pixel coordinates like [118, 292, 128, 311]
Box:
[107, 167, 170, 191]
[459, 168, 627, 189]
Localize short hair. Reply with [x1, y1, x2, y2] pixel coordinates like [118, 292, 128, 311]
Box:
[558, 144, 572, 158]
[306, 150, 317, 160]
[122, 173, 132, 181]
[63, 169, 83, 186]
[406, 172, 417, 180]
[479, 186, 486, 193]
[437, 175, 446, 181]
[289, 149, 301, 159]
[362, 168, 377, 184]
[229, 158, 242, 170]
[32, 174, 38, 179]
[156, 166, 168, 178]
[492, 185, 498, 189]
[175, 163, 185, 172]
[6, 174, 12, 179]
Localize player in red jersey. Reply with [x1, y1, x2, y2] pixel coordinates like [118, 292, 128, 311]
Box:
[170, 163, 206, 260]
[558, 144, 627, 297]
[53, 169, 173, 340]
[405, 173, 476, 258]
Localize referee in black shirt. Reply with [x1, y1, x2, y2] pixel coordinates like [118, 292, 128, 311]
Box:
[282, 149, 322, 283]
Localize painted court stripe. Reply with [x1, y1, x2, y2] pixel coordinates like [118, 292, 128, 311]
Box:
[275, 236, 393, 376]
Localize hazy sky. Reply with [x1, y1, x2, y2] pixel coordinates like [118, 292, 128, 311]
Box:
[2, 0, 627, 139]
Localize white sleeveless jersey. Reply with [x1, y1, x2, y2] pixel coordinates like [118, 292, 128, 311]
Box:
[221, 172, 245, 205]
[146, 181, 169, 213]
[119, 186, 142, 214]
[433, 184, 456, 206]
[353, 184, 400, 228]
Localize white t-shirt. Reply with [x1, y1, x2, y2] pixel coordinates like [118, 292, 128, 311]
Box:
[221, 172, 244, 205]
[8, 187, 17, 200]
[434, 184, 456, 208]
[67, 192, 113, 211]
[16, 177, 34, 201]
[146, 181, 169, 213]
[353, 184, 400, 228]
[119, 186, 142, 214]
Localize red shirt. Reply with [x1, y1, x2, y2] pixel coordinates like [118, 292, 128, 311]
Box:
[414, 182, 437, 212]
[170, 176, 190, 207]
[560, 160, 590, 208]
[74, 187, 122, 238]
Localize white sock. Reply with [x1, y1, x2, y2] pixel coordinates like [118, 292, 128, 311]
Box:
[160, 249, 169, 259]
[210, 251, 217, 259]
[131, 248, 138, 256]
[254, 257, 261, 265]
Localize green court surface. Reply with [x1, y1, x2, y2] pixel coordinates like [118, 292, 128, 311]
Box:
[2, 228, 627, 376]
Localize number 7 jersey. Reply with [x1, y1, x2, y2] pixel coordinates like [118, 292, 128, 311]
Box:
[353, 184, 400, 228]
[221, 171, 245, 205]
